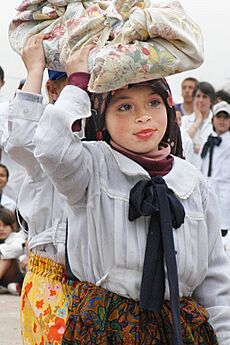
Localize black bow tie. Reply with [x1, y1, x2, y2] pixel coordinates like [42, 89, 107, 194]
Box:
[129, 176, 185, 345]
[201, 135, 222, 176]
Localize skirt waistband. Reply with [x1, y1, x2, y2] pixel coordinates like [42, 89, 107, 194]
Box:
[28, 252, 65, 281]
[62, 280, 218, 345]
[72, 280, 209, 325]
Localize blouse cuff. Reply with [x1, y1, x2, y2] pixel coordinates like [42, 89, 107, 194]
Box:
[68, 72, 90, 91]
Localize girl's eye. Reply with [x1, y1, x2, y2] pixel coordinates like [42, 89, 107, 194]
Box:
[149, 99, 161, 107]
[118, 104, 132, 111]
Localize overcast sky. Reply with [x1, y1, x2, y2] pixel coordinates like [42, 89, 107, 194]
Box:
[0, 0, 229, 101]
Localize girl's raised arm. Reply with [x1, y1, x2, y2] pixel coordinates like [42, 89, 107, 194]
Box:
[33, 45, 93, 206]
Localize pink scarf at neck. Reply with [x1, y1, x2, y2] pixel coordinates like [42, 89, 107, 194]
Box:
[110, 141, 174, 177]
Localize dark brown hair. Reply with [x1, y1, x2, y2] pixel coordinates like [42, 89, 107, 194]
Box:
[192, 81, 216, 105]
[0, 163, 9, 179]
[0, 207, 17, 231]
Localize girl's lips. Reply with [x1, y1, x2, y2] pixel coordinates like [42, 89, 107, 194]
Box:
[134, 128, 156, 139]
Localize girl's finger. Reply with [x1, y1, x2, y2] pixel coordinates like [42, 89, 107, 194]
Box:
[27, 33, 51, 46]
[80, 43, 96, 52]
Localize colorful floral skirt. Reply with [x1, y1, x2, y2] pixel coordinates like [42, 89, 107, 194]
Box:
[20, 253, 77, 345]
[62, 281, 218, 345]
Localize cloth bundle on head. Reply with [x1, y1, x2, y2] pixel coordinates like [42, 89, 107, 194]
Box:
[9, 0, 204, 93]
[86, 78, 183, 158]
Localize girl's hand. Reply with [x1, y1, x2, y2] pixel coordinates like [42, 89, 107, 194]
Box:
[65, 44, 95, 76]
[193, 101, 203, 123]
[186, 100, 203, 139]
[21, 33, 50, 94]
[22, 33, 50, 75]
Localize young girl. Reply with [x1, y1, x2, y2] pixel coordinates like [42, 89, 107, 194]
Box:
[200, 101, 230, 258]
[28, 45, 230, 344]
[0, 207, 25, 292]
[6, 35, 76, 345]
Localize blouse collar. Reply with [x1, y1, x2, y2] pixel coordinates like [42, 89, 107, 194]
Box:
[103, 142, 199, 199]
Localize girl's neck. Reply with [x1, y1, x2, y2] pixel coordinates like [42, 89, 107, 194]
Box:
[202, 109, 210, 119]
[110, 141, 174, 177]
[111, 141, 171, 159]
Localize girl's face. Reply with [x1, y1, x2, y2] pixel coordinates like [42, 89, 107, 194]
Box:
[0, 219, 13, 240]
[194, 90, 212, 115]
[0, 167, 8, 191]
[105, 85, 167, 153]
[213, 112, 230, 135]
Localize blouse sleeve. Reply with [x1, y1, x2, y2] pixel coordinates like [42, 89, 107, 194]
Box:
[6, 90, 45, 179]
[33, 85, 93, 207]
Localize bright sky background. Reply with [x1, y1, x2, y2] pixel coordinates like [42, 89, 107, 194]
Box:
[0, 0, 229, 102]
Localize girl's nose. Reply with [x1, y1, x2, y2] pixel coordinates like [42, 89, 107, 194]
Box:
[135, 114, 152, 123]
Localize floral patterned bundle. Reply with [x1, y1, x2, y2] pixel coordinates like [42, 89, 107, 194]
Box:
[9, 0, 204, 93]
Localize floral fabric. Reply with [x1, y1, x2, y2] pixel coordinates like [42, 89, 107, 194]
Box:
[62, 281, 218, 345]
[9, 0, 204, 93]
[20, 253, 77, 345]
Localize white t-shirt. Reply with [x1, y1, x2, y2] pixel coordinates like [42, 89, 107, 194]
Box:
[1, 191, 16, 211]
[181, 111, 213, 169]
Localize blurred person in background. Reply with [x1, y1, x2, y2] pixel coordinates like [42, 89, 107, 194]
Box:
[174, 77, 198, 116]
[0, 66, 6, 103]
[181, 81, 215, 169]
[46, 70, 67, 104]
[0, 163, 16, 211]
[0, 207, 26, 295]
[6, 34, 77, 345]
[0, 78, 26, 201]
[215, 89, 230, 104]
[200, 101, 230, 258]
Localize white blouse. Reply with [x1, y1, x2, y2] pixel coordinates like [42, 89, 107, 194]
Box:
[32, 85, 230, 344]
[6, 91, 67, 265]
[181, 111, 213, 169]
